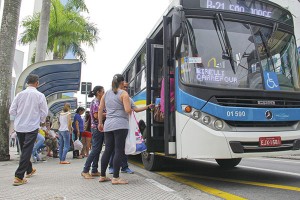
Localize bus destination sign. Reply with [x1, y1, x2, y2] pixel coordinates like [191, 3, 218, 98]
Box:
[204, 0, 272, 18]
[181, 0, 293, 25]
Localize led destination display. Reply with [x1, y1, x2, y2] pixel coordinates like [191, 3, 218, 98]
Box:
[182, 0, 293, 25]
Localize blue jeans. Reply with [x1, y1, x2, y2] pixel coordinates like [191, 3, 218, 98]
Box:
[58, 131, 70, 161]
[83, 128, 104, 173]
[32, 133, 45, 160]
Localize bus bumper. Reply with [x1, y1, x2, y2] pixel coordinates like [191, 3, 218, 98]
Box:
[176, 113, 300, 159]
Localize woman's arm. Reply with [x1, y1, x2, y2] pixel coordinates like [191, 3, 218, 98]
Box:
[75, 120, 80, 137]
[67, 114, 72, 133]
[133, 104, 154, 113]
[97, 94, 106, 131]
[121, 91, 131, 114]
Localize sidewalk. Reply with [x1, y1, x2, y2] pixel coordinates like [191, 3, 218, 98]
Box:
[0, 148, 217, 200]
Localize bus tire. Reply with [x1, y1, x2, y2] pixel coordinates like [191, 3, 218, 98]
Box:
[215, 158, 242, 168]
[141, 152, 162, 171]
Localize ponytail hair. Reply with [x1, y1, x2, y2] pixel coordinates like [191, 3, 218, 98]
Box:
[88, 86, 104, 97]
[112, 74, 125, 94]
[63, 103, 71, 112]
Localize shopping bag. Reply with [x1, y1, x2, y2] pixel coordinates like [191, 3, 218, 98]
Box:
[125, 112, 147, 155]
[73, 139, 83, 151]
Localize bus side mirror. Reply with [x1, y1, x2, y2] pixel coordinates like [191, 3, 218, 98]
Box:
[172, 11, 182, 37]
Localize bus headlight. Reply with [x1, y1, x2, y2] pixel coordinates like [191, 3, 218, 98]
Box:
[214, 120, 224, 130]
[203, 116, 211, 124]
[192, 111, 201, 120]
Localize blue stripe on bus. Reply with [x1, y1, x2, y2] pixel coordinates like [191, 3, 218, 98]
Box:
[175, 68, 300, 121]
[177, 88, 300, 121]
[131, 90, 146, 102]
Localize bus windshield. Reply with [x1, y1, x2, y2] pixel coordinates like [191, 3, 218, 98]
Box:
[180, 18, 300, 91]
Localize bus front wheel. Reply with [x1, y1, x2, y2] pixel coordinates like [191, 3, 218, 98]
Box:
[215, 158, 242, 168]
[141, 152, 163, 171]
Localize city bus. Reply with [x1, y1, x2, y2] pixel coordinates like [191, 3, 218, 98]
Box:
[122, 0, 300, 170]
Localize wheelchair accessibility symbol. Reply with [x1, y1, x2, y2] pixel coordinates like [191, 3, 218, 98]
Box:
[264, 72, 280, 90]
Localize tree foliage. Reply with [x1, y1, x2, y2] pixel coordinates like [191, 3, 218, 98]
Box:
[20, 0, 99, 63]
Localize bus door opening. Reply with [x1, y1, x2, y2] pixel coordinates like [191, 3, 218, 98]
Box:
[146, 42, 165, 152]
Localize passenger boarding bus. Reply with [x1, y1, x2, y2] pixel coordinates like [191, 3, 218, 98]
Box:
[122, 0, 300, 170]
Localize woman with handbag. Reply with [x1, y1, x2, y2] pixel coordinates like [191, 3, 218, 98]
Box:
[98, 74, 131, 184]
[72, 107, 85, 159]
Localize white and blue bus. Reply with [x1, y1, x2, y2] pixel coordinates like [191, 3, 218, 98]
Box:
[122, 0, 300, 170]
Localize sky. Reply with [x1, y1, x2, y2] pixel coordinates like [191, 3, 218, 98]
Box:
[16, 0, 171, 105]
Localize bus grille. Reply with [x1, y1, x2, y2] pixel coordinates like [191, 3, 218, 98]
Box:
[214, 96, 300, 108]
[230, 139, 300, 153]
[225, 121, 298, 128]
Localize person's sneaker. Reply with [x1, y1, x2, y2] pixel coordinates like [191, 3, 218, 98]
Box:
[121, 167, 134, 174]
[25, 168, 36, 178]
[108, 167, 114, 174]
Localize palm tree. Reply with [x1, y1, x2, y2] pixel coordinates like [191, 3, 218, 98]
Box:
[0, 0, 22, 161]
[35, 0, 51, 62]
[31, 0, 94, 62]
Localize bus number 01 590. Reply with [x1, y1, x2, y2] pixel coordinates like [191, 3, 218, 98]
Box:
[226, 111, 246, 117]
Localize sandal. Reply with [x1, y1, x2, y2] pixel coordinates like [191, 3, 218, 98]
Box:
[13, 177, 27, 186]
[99, 176, 111, 182]
[81, 172, 94, 179]
[111, 178, 128, 185]
[26, 168, 36, 178]
[59, 161, 71, 164]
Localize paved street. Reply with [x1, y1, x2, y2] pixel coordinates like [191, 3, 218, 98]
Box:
[0, 148, 217, 200]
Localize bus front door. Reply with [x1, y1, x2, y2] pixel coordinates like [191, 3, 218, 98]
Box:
[146, 41, 165, 153]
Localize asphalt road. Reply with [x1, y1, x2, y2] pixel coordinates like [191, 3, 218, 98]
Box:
[130, 156, 300, 200]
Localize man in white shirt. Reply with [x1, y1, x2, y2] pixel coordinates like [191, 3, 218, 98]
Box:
[9, 74, 48, 186]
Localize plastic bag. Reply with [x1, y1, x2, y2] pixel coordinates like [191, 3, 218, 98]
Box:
[125, 112, 147, 155]
[73, 139, 83, 151]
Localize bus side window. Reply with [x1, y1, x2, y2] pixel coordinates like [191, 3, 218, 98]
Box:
[136, 69, 146, 93]
[127, 62, 135, 82]
[129, 80, 135, 96]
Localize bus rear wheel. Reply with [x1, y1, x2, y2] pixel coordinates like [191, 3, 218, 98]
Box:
[215, 158, 242, 168]
[141, 152, 163, 171]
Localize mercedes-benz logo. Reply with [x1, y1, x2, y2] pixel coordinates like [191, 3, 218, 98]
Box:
[265, 110, 273, 120]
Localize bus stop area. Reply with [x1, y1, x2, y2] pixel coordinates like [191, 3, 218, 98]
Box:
[0, 148, 218, 200]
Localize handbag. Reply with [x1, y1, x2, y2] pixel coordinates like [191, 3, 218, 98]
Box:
[125, 112, 147, 155]
[153, 104, 164, 122]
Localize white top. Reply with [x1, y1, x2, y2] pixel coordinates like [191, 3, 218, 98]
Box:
[9, 86, 48, 132]
[58, 112, 71, 131]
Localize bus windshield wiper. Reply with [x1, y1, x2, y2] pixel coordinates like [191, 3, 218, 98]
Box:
[185, 19, 198, 57]
[214, 13, 236, 74]
[258, 29, 276, 72]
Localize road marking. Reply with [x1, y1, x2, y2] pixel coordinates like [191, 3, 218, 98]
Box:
[180, 173, 300, 192]
[159, 172, 247, 200]
[130, 160, 246, 199]
[146, 179, 175, 192]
